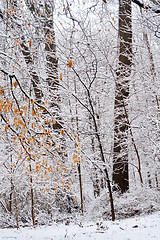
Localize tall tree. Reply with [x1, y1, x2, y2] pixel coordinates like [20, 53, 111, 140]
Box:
[112, 0, 132, 193]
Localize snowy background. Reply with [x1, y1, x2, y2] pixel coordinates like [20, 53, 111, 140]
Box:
[0, 212, 160, 240]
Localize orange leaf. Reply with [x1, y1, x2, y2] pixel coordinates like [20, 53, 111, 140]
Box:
[72, 154, 77, 160]
[23, 105, 27, 110]
[13, 82, 18, 88]
[14, 108, 18, 114]
[4, 107, 8, 114]
[60, 73, 62, 80]
[46, 119, 49, 124]
[5, 125, 9, 132]
[68, 60, 72, 68]
[29, 39, 32, 48]
[60, 129, 64, 135]
[0, 105, 3, 112]
[32, 109, 35, 116]
[18, 119, 23, 124]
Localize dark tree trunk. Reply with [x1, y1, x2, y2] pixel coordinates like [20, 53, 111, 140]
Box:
[113, 0, 132, 193]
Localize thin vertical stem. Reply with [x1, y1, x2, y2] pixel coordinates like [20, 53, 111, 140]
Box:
[74, 77, 84, 215]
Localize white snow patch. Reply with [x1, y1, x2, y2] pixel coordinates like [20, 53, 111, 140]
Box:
[0, 212, 160, 240]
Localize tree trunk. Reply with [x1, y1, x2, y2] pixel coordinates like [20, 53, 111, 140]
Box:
[74, 77, 84, 215]
[43, 3, 60, 115]
[29, 163, 35, 227]
[113, 0, 132, 193]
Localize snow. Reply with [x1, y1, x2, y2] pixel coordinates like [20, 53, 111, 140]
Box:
[0, 212, 160, 240]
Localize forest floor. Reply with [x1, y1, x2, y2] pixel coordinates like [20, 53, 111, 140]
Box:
[0, 212, 160, 240]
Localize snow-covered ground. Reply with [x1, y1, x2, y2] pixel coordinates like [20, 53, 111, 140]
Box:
[0, 212, 160, 240]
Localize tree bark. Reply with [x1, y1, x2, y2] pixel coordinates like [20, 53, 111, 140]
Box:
[113, 0, 132, 193]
